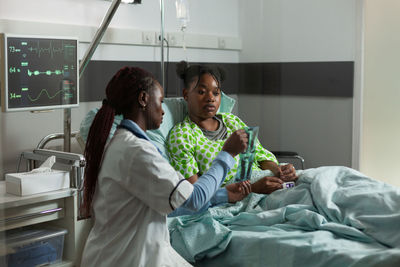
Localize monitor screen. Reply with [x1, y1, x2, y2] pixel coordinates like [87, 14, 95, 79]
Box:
[1, 34, 78, 112]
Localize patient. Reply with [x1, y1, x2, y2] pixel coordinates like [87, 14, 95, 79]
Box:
[167, 61, 297, 194]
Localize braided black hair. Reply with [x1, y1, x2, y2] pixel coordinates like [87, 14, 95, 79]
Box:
[82, 66, 156, 218]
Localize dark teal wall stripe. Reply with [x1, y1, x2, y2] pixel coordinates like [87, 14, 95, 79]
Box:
[79, 61, 354, 101]
[238, 62, 354, 97]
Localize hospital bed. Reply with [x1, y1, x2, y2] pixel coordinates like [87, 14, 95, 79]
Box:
[271, 151, 305, 170]
[79, 94, 400, 267]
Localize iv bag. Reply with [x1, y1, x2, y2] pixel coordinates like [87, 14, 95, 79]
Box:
[176, 0, 190, 31]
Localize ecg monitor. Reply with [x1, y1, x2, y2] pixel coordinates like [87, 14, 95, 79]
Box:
[0, 33, 78, 112]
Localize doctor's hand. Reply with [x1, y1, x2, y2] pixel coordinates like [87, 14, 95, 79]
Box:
[278, 164, 298, 182]
[251, 176, 283, 194]
[225, 180, 252, 203]
[222, 129, 248, 158]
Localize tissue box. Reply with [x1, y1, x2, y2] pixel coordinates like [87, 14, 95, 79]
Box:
[5, 170, 70, 196]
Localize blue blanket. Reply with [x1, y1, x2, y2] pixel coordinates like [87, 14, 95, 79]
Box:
[168, 166, 400, 267]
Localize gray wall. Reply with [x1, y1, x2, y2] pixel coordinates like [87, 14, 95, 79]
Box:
[237, 0, 356, 168]
[237, 95, 353, 168]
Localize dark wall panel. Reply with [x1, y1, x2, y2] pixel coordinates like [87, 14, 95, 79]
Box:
[79, 61, 353, 102]
[238, 61, 354, 97]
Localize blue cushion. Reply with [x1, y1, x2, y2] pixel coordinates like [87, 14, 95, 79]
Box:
[79, 92, 236, 159]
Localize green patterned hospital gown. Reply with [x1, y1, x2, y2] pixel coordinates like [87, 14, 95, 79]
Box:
[167, 113, 278, 185]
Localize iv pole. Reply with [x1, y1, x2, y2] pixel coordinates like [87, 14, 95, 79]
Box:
[160, 0, 165, 88]
[64, 0, 161, 151]
[79, 0, 124, 78]
[65, 0, 123, 152]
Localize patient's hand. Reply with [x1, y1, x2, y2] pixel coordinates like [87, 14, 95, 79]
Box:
[251, 177, 283, 194]
[279, 164, 298, 182]
[226, 180, 252, 203]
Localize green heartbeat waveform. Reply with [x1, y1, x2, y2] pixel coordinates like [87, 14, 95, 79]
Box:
[28, 40, 66, 58]
[27, 69, 64, 76]
[27, 87, 75, 102]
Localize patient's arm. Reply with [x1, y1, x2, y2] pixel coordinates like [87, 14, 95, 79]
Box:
[259, 160, 281, 176]
[259, 160, 297, 182]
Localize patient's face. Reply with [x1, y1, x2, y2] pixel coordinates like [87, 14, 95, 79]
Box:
[185, 73, 221, 122]
[146, 82, 165, 130]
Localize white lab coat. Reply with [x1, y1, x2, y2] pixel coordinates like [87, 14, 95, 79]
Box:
[81, 128, 194, 267]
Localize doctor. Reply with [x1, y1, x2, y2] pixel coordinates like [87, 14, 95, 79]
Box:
[80, 66, 250, 267]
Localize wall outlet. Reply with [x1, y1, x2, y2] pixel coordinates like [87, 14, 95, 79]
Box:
[142, 31, 155, 45]
[167, 33, 180, 46]
[218, 37, 226, 49]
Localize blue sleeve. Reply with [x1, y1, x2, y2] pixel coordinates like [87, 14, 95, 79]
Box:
[168, 151, 234, 217]
[168, 188, 228, 217]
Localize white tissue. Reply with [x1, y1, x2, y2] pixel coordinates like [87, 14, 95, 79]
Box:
[5, 155, 70, 196]
[29, 155, 56, 173]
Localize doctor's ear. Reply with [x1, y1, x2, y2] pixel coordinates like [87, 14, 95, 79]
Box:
[138, 90, 149, 110]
